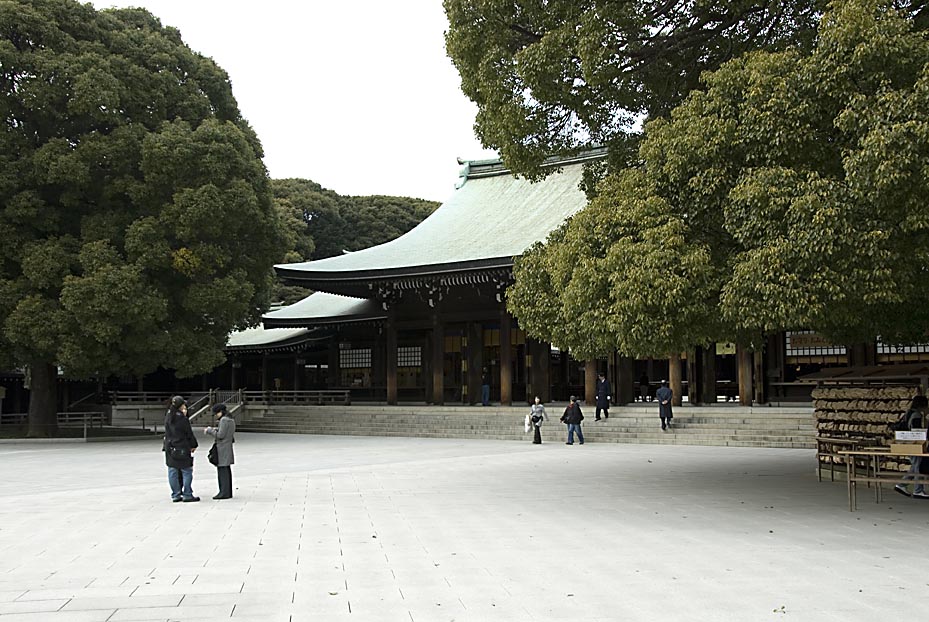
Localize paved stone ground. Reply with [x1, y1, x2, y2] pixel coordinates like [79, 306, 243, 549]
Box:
[0, 432, 925, 622]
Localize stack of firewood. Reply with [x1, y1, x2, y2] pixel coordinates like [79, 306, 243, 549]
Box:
[813, 386, 915, 472]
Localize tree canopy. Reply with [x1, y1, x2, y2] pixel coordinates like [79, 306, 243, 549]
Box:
[444, 0, 826, 179]
[507, 0, 929, 358]
[0, 0, 284, 434]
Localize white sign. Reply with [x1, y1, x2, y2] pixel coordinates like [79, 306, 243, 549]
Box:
[895, 429, 928, 441]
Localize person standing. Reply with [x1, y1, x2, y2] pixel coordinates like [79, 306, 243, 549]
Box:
[656, 380, 673, 432]
[529, 396, 547, 444]
[481, 368, 491, 406]
[164, 395, 199, 502]
[205, 403, 236, 500]
[595, 372, 611, 421]
[561, 395, 585, 445]
[895, 395, 929, 499]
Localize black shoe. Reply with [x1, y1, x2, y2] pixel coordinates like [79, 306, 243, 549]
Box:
[172, 497, 182, 503]
[213, 494, 232, 499]
[595, 418, 601, 421]
[894, 485, 911, 498]
[579, 441, 585, 445]
[182, 496, 200, 503]
[566, 442, 573, 445]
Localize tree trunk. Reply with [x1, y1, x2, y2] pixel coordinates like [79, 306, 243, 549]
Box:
[668, 352, 683, 407]
[584, 359, 597, 406]
[27, 362, 58, 438]
[737, 345, 753, 406]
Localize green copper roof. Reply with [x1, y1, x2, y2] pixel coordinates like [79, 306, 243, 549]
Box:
[263, 292, 385, 329]
[274, 152, 599, 291]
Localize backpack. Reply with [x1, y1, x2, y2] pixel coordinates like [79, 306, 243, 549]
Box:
[890, 410, 912, 432]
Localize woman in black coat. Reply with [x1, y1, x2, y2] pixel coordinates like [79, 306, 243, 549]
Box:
[164, 395, 199, 502]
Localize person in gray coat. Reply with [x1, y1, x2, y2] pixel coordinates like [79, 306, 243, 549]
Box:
[204, 403, 235, 499]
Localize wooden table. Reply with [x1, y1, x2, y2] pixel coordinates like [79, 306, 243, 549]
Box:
[839, 449, 929, 511]
[816, 437, 865, 482]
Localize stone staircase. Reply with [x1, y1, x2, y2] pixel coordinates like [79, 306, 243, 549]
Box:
[236, 403, 815, 449]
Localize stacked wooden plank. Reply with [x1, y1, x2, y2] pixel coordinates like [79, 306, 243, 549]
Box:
[813, 386, 914, 471]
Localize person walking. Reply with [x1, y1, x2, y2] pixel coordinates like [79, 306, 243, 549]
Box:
[656, 380, 673, 432]
[205, 403, 236, 500]
[895, 395, 929, 499]
[561, 395, 585, 445]
[164, 395, 199, 502]
[529, 396, 547, 444]
[595, 372, 611, 420]
[481, 368, 491, 406]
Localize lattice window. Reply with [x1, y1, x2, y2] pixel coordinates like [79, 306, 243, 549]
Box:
[397, 346, 421, 367]
[785, 331, 846, 356]
[339, 348, 371, 369]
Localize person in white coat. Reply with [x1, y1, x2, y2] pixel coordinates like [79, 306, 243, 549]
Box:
[204, 404, 235, 499]
[529, 396, 547, 444]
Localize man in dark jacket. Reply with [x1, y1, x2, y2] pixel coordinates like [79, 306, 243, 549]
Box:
[164, 395, 199, 502]
[561, 396, 585, 445]
[595, 372, 611, 420]
[656, 381, 674, 432]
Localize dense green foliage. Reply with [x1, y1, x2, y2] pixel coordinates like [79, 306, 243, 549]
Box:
[270, 179, 439, 305]
[508, 0, 929, 358]
[445, 0, 826, 179]
[0, 0, 284, 434]
[272, 179, 439, 261]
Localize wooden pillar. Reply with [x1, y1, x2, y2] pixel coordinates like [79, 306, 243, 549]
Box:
[616, 355, 635, 405]
[500, 310, 512, 406]
[467, 322, 483, 405]
[386, 315, 398, 405]
[701, 344, 717, 404]
[230, 361, 238, 391]
[261, 353, 270, 393]
[737, 345, 753, 406]
[431, 314, 444, 405]
[294, 356, 303, 392]
[669, 352, 683, 407]
[848, 342, 877, 367]
[373, 326, 385, 400]
[584, 359, 597, 405]
[328, 342, 339, 390]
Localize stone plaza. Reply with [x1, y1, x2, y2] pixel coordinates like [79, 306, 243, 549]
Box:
[0, 432, 925, 621]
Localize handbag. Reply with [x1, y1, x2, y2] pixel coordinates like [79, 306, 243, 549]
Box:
[168, 446, 189, 460]
[208, 442, 219, 466]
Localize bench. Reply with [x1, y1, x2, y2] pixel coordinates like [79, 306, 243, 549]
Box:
[839, 449, 929, 511]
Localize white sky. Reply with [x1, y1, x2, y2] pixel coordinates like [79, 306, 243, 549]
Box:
[90, 0, 497, 202]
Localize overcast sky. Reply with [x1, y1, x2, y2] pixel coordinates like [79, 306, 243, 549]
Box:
[90, 0, 497, 202]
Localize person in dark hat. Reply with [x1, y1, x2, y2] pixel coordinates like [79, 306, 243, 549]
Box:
[164, 395, 199, 502]
[204, 403, 236, 499]
[595, 372, 611, 421]
[560, 395, 585, 445]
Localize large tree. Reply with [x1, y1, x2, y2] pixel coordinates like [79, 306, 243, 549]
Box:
[444, 0, 825, 179]
[509, 0, 929, 359]
[0, 0, 284, 436]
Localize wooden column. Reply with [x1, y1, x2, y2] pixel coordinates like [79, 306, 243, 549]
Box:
[668, 352, 683, 407]
[431, 314, 444, 405]
[230, 361, 238, 391]
[701, 345, 717, 404]
[500, 310, 512, 406]
[386, 315, 397, 405]
[261, 353, 270, 393]
[467, 322, 483, 405]
[584, 359, 597, 405]
[737, 345, 753, 406]
[294, 357, 303, 392]
[373, 326, 385, 400]
[328, 342, 340, 391]
[616, 355, 635, 405]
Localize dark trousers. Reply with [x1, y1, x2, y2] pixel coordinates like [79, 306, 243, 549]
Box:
[660, 415, 672, 430]
[533, 425, 542, 444]
[596, 406, 608, 419]
[216, 465, 233, 498]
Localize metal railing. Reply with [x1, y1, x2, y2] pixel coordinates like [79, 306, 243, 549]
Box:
[0, 411, 108, 439]
[243, 390, 351, 406]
